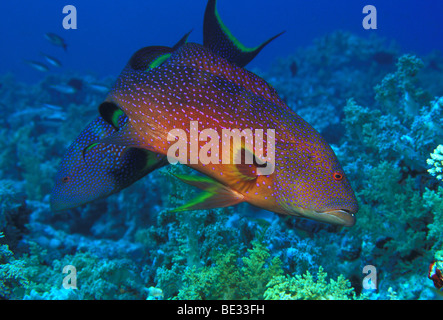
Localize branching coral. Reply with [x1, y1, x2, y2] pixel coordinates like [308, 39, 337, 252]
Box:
[0, 180, 30, 250]
[375, 54, 429, 116]
[0, 244, 30, 299]
[352, 161, 434, 268]
[427, 145, 443, 181]
[423, 186, 443, 249]
[264, 266, 358, 300]
[161, 240, 283, 300]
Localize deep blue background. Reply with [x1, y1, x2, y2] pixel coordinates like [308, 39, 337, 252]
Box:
[1, 0, 442, 83]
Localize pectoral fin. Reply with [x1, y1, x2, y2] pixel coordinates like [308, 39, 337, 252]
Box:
[171, 174, 244, 212]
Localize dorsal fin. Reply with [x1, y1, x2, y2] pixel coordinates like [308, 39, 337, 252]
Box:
[128, 46, 173, 71]
[172, 29, 193, 50]
[203, 0, 284, 67]
[98, 101, 125, 130]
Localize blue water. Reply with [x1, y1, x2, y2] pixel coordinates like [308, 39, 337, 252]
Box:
[1, 0, 442, 82]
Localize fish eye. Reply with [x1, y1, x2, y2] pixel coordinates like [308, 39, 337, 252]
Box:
[332, 171, 343, 181]
[62, 176, 70, 183]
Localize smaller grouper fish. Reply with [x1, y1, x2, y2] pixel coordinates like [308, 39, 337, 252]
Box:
[51, 114, 168, 211]
[50, 0, 279, 211]
[50, 44, 182, 211]
[49, 41, 183, 211]
[91, 41, 358, 226]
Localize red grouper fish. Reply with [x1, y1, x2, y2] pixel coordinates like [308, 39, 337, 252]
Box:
[51, 0, 284, 211]
[91, 42, 359, 227]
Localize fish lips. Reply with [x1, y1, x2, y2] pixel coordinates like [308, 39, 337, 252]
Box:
[315, 209, 356, 227]
[295, 207, 356, 227]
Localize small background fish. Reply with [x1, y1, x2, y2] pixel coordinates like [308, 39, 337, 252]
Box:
[23, 60, 49, 72]
[44, 33, 68, 51]
[40, 53, 62, 67]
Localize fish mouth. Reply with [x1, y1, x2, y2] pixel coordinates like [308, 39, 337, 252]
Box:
[297, 208, 356, 227]
[317, 209, 356, 227]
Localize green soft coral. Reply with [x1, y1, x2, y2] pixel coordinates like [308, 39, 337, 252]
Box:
[423, 186, 443, 249]
[264, 266, 358, 300]
[342, 98, 404, 167]
[173, 240, 282, 300]
[375, 54, 429, 115]
[356, 161, 433, 259]
[3, 240, 148, 299]
[239, 241, 283, 299]
[0, 244, 30, 299]
[50, 251, 145, 299]
[342, 55, 438, 175]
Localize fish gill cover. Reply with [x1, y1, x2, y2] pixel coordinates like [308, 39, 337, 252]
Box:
[1, 0, 443, 304]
